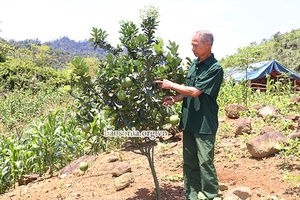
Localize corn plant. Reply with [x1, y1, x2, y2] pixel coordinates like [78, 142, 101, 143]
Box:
[0, 107, 89, 194]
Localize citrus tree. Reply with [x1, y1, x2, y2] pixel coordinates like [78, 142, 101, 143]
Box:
[70, 5, 186, 199]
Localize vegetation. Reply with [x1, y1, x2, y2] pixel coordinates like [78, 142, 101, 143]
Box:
[0, 5, 299, 198]
[220, 28, 300, 73]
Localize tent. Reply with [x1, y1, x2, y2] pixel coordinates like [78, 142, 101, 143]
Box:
[225, 60, 300, 91]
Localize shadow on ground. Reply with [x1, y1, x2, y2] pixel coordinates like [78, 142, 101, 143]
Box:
[126, 184, 184, 200]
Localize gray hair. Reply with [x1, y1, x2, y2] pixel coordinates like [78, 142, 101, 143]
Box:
[195, 30, 214, 45]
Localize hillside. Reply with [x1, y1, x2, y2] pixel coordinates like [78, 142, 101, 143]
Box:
[0, 127, 299, 200]
[1, 37, 106, 70]
[220, 29, 300, 73]
[45, 36, 106, 57]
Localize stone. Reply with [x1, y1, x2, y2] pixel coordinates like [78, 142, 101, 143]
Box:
[225, 104, 248, 119]
[290, 130, 300, 139]
[290, 96, 300, 103]
[114, 173, 134, 191]
[111, 162, 131, 177]
[18, 174, 39, 185]
[107, 155, 119, 163]
[285, 113, 300, 121]
[234, 117, 251, 135]
[219, 182, 229, 191]
[59, 155, 96, 178]
[225, 187, 252, 200]
[258, 106, 278, 119]
[246, 132, 288, 158]
[261, 126, 275, 134]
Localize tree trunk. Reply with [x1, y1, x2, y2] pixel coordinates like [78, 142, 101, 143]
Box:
[146, 145, 161, 200]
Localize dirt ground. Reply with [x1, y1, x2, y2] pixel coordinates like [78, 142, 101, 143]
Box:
[1, 129, 299, 200]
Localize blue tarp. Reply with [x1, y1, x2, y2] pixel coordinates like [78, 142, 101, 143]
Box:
[225, 60, 300, 82]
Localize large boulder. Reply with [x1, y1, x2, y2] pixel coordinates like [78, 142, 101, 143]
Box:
[246, 132, 288, 158]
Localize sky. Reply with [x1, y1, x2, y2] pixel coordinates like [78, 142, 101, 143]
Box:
[0, 0, 300, 60]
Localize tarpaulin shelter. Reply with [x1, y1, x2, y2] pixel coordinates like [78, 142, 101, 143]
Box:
[225, 60, 300, 91]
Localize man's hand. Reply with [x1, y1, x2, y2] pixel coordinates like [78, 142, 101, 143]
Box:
[162, 96, 175, 106]
[155, 79, 174, 90]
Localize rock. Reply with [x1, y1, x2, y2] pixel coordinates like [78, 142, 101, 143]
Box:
[261, 126, 275, 134]
[122, 140, 134, 150]
[59, 155, 96, 178]
[219, 118, 225, 122]
[290, 96, 300, 103]
[234, 117, 251, 135]
[290, 118, 300, 139]
[107, 155, 119, 163]
[114, 172, 134, 191]
[18, 174, 39, 185]
[285, 113, 300, 121]
[258, 106, 278, 119]
[252, 104, 262, 110]
[225, 104, 248, 119]
[219, 182, 229, 191]
[246, 132, 288, 158]
[224, 187, 252, 200]
[290, 130, 300, 139]
[111, 162, 131, 177]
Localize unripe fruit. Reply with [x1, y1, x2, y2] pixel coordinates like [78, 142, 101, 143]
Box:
[79, 162, 88, 171]
[117, 90, 126, 100]
[121, 77, 133, 87]
[82, 123, 91, 133]
[169, 115, 179, 126]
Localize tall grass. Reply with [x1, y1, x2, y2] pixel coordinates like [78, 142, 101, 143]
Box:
[218, 77, 299, 118]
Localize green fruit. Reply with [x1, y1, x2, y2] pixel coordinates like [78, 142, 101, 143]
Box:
[169, 115, 179, 126]
[79, 162, 88, 171]
[82, 123, 91, 133]
[121, 77, 133, 87]
[117, 90, 126, 100]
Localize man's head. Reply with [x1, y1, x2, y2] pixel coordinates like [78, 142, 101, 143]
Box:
[191, 30, 213, 61]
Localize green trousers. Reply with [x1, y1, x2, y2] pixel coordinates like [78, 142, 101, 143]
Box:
[183, 131, 219, 200]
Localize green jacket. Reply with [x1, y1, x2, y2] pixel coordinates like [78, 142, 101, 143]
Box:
[180, 54, 224, 134]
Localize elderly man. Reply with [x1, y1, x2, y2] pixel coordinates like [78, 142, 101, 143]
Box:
[156, 30, 224, 200]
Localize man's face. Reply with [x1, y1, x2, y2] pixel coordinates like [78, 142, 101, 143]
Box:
[191, 34, 209, 58]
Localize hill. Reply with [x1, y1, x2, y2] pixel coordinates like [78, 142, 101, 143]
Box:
[45, 36, 106, 58]
[0, 128, 299, 200]
[220, 29, 300, 73]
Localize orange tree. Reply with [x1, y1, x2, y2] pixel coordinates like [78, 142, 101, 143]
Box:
[70, 6, 186, 199]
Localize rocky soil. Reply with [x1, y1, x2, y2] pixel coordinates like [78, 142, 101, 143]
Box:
[0, 124, 299, 200]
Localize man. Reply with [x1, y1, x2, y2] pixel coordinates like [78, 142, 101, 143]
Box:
[156, 30, 224, 200]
